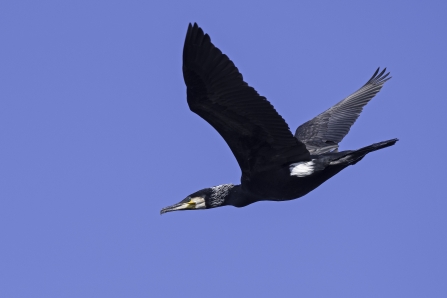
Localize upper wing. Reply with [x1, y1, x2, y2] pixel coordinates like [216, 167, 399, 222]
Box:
[295, 68, 391, 155]
[183, 23, 309, 176]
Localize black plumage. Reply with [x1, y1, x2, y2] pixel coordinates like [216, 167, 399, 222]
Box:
[160, 23, 397, 214]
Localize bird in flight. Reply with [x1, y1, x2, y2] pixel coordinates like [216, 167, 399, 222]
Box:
[160, 23, 397, 214]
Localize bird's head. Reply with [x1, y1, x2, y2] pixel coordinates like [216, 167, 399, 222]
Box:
[160, 188, 211, 214]
[160, 184, 235, 214]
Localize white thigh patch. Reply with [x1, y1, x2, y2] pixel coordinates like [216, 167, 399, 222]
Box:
[289, 160, 316, 177]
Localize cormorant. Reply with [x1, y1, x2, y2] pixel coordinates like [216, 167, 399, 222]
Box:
[160, 23, 398, 214]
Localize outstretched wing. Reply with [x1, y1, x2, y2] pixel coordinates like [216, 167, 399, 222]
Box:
[183, 23, 309, 176]
[295, 68, 391, 155]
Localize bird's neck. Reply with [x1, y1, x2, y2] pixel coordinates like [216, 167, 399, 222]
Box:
[222, 185, 263, 208]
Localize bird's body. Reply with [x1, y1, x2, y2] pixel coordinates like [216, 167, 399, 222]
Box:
[160, 23, 397, 214]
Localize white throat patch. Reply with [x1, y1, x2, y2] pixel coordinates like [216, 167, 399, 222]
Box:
[289, 160, 316, 177]
[190, 197, 206, 209]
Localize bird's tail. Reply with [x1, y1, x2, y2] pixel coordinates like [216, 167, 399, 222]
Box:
[331, 138, 398, 165]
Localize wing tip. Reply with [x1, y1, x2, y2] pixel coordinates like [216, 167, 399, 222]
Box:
[368, 67, 392, 85]
[185, 22, 211, 47]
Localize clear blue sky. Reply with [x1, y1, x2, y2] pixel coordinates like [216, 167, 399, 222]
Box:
[1, 1, 446, 297]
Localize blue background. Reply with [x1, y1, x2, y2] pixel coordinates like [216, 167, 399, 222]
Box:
[1, 1, 446, 297]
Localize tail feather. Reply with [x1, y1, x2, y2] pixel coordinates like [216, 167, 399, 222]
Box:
[354, 138, 398, 156]
[331, 138, 398, 165]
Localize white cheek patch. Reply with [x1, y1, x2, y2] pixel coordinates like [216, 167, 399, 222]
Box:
[191, 197, 206, 209]
[289, 160, 316, 177]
